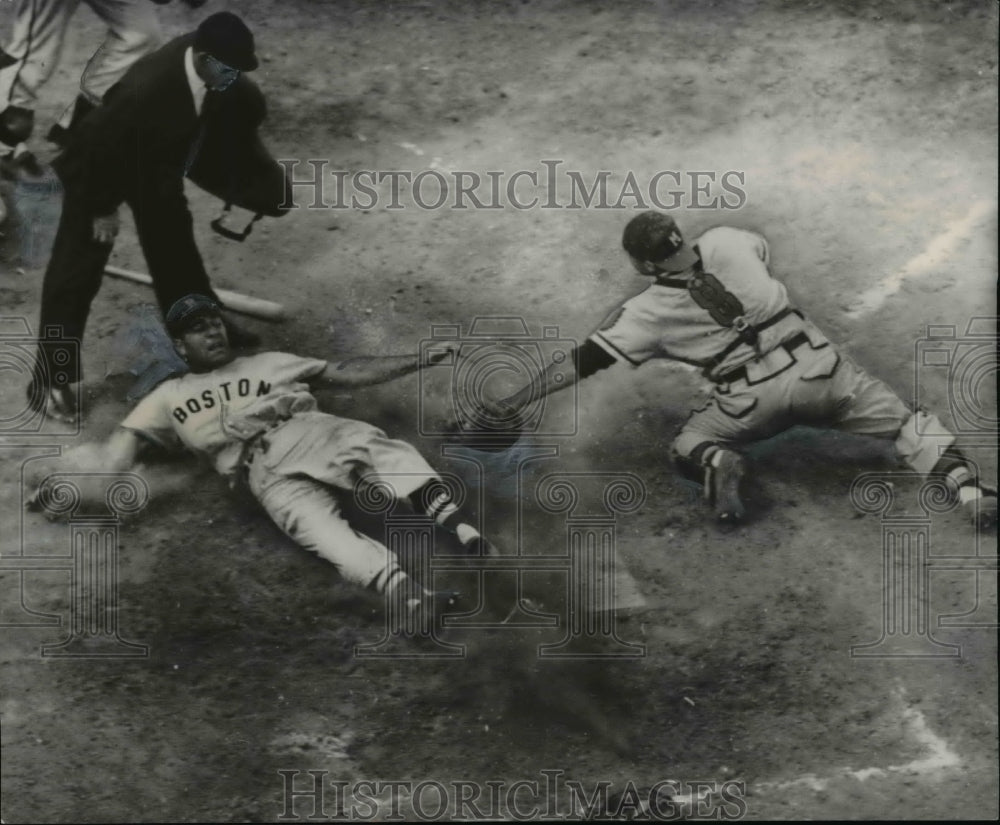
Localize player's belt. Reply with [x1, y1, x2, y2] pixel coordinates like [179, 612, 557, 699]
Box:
[702, 306, 801, 378]
[713, 331, 812, 385]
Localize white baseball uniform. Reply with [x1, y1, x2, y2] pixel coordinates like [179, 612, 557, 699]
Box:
[590, 226, 959, 477]
[0, 0, 161, 113]
[121, 351, 440, 590]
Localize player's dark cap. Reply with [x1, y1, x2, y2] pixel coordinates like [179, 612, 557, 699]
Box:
[194, 12, 258, 72]
[622, 211, 700, 274]
[166, 294, 222, 336]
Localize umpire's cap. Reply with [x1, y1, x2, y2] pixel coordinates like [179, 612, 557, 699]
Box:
[622, 211, 700, 273]
[166, 294, 222, 336]
[194, 12, 258, 71]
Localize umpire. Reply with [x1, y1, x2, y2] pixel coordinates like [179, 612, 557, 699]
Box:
[29, 11, 290, 422]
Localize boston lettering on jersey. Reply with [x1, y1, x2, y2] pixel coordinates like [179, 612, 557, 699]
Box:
[172, 378, 273, 423]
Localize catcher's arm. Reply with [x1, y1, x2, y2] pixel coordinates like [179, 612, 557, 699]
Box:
[316, 348, 453, 389]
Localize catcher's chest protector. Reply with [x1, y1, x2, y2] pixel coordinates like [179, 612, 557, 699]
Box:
[686, 270, 747, 329]
[661, 267, 760, 351]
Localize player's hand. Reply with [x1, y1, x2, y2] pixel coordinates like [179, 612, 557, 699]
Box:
[92, 210, 120, 244]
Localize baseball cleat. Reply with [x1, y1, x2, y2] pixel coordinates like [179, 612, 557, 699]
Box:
[403, 589, 462, 637]
[464, 536, 501, 558]
[26, 382, 77, 425]
[964, 487, 998, 530]
[709, 449, 746, 522]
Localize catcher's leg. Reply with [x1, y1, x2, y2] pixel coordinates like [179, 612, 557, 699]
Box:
[823, 356, 997, 528]
[673, 374, 797, 523]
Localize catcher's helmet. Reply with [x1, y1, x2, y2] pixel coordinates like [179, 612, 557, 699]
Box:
[622, 211, 699, 274]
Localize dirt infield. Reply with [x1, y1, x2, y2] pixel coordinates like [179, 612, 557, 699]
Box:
[0, 0, 996, 821]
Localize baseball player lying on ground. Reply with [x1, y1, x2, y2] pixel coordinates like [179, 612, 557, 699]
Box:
[480, 211, 997, 528]
[33, 293, 499, 625]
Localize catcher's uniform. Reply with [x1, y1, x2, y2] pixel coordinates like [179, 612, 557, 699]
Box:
[121, 351, 438, 589]
[590, 226, 957, 476]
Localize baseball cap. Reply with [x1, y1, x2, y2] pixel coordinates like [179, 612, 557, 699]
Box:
[194, 12, 258, 72]
[165, 294, 222, 335]
[622, 211, 700, 273]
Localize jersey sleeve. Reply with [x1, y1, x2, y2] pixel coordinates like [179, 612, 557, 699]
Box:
[751, 230, 770, 266]
[588, 295, 662, 366]
[265, 352, 329, 385]
[120, 384, 182, 450]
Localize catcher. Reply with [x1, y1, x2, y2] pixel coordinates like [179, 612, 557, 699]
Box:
[481, 211, 997, 528]
[32, 294, 500, 623]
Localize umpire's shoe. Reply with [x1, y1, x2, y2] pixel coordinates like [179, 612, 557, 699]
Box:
[706, 449, 746, 523]
[0, 106, 34, 148]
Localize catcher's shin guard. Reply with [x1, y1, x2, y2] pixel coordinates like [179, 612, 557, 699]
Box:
[705, 448, 747, 523]
[677, 443, 747, 522]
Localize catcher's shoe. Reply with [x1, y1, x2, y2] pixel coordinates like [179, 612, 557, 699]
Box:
[707, 449, 746, 523]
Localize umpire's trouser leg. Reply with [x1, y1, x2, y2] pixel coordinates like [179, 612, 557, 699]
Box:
[129, 190, 220, 315]
[32, 184, 113, 388]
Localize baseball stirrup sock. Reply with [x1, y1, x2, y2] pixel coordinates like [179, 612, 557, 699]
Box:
[933, 447, 983, 504]
[370, 565, 410, 595]
[409, 485, 482, 547]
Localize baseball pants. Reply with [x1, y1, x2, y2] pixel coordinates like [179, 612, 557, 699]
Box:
[244, 412, 440, 589]
[0, 0, 160, 112]
[673, 343, 957, 477]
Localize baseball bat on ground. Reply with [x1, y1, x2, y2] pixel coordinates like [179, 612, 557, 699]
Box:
[104, 265, 286, 321]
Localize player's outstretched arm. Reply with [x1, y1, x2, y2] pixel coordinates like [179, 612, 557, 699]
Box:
[486, 338, 615, 418]
[318, 348, 453, 389]
[25, 429, 146, 514]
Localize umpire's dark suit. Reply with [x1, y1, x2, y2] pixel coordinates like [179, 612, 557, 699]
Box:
[33, 31, 287, 390]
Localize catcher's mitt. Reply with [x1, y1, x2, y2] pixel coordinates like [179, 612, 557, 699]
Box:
[445, 400, 528, 453]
